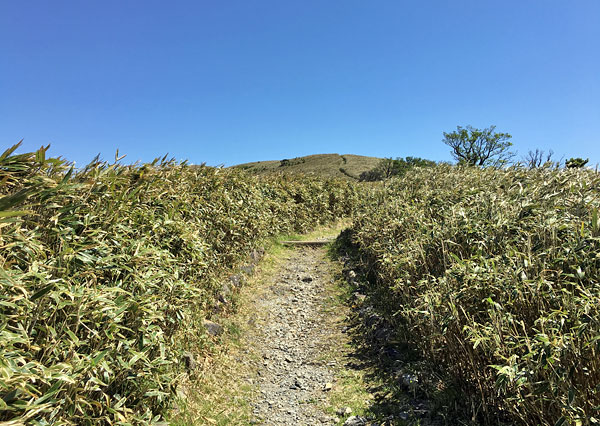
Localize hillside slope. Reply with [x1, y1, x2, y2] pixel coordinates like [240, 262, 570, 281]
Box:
[233, 153, 381, 180]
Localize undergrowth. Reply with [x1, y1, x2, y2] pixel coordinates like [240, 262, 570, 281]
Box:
[347, 164, 600, 425]
[4, 141, 599, 425]
[0, 143, 362, 424]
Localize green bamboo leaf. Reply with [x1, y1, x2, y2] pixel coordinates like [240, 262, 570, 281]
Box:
[60, 166, 74, 185]
[568, 388, 574, 405]
[29, 283, 55, 301]
[0, 188, 36, 211]
[555, 417, 567, 426]
[0, 210, 31, 219]
[2, 388, 18, 401]
[35, 146, 47, 164]
[32, 381, 62, 406]
[65, 329, 80, 346]
[91, 349, 110, 366]
[0, 141, 23, 163]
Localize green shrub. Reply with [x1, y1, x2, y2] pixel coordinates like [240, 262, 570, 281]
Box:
[566, 158, 590, 169]
[358, 157, 435, 182]
[348, 164, 600, 425]
[0, 143, 361, 424]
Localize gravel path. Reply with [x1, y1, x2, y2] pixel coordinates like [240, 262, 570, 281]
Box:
[248, 246, 340, 425]
[184, 233, 448, 424]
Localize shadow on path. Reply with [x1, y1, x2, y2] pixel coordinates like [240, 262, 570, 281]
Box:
[329, 231, 474, 426]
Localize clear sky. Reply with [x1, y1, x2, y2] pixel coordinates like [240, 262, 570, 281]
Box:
[1, 1, 599, 167]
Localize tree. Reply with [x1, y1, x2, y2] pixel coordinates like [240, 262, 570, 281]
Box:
[376, 158, 398, 180]
[358, 158, 394, 181]
[442, 125, 514, 167]
[565, 157, 589, 168]
[523, 149, 554, 168]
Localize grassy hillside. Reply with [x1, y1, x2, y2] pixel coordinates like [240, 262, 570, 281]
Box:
[233, 153, 382, 180]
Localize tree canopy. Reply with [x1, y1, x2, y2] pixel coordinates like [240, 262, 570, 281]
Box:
[565, 157, 589, 168]
[443, 125, 514, 167]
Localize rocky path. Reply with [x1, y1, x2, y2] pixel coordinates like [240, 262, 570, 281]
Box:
[178, 230, 453, 424]
[247, 246, 341, 425]
[185, 233, 446, 425]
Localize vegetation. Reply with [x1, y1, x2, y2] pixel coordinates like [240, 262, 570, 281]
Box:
[233, 153, 381, 180]
[3, 138, 598, 425]
[443, 125, 514, 167]
[358, 156, 436, 181]
[346, 164, 600, 425]
[279, 157, 306, 167]
[523, 149, 556, 168]
[0, 143, 363, 424]
[566, 157, 590, 169]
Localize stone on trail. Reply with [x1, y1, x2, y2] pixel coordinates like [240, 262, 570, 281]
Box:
[203, 319, 224, 336]
[241, 264, 255, 275]
[343, 415, 367, 426]
[229, 273, 246, 288]
[336, 406, 353, 416]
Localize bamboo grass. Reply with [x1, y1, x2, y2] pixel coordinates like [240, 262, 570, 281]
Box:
[348, 164, 600, 425]
[0, 143, 362, 424]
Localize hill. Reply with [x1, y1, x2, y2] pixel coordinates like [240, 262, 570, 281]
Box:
[233, 153, 382, 180]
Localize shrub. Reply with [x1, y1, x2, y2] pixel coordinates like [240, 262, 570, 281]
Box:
[566, 158, 589, 169]
[348, 164, 600, 425]
[358, 157, 435, 181]
[0, 143, 362, 424]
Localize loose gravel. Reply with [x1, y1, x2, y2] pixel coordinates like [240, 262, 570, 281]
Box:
[247, 247, 340, 425]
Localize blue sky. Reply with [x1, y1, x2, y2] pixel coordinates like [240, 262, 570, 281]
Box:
[1, 1, 599, 167]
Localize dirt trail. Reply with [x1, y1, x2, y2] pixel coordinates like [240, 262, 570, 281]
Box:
[185, 232, 444, 425]
[175, 227, 452, 425]
[247, 246, 341, 425]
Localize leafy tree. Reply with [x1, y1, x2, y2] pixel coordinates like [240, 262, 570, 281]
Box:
[443, 125, 514, 167]
[565, 157, 589, 168]
[375, 158, 398, 180]
[403, 156, 437, 168]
